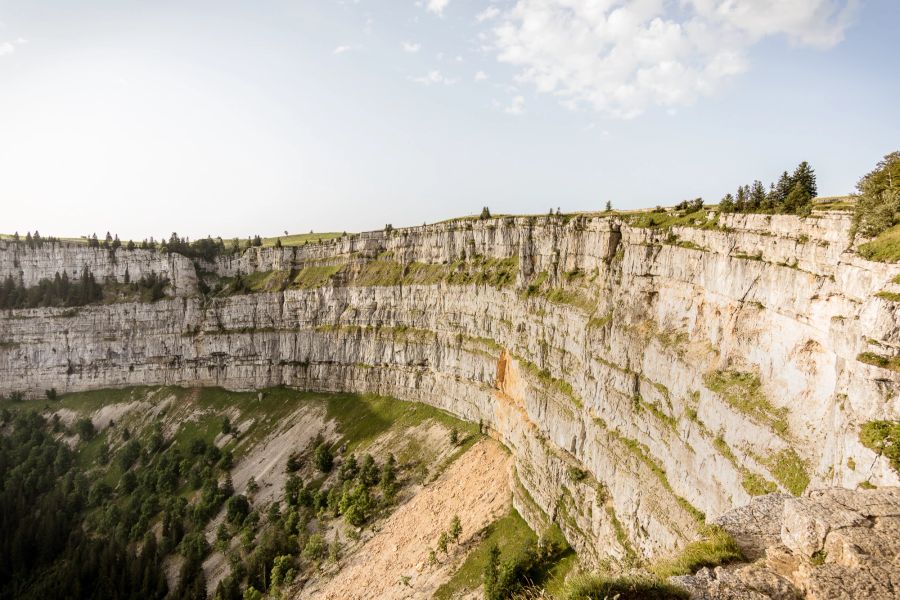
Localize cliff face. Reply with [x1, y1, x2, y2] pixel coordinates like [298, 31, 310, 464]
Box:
[2, 211, 899, 567]
[0, 240, 198, 296]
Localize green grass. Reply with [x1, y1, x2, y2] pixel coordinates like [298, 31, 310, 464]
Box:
[293, 264, 344, 288]
[433, 508, 538, 600]
[515, 355, 583, 408]
[651, 525, 743, 578]
[858, 223, 900, 263]
[606, 505, 638, 565]
[557, 574, 689, 600]
[445, 256, 519, 288]
[526, 271, 549, 295]
[703, 370, 790, 437]
[546, 287, 597, 313]
[261, 232, 343, 247]
[403, 261, 449, 285]
[628, 208, 710, 230]
[768, 448, 810, 495]
[353, 259, 404, 286]
[605, 427, 706, 525]
[857, 351, 900, 372]
[4, 387, 150, 415]
[742, 472, 778, 496]
[859, 420, 900, 474]
[323, 393, 479, 452]
[875, 290, 900, 302]
[587, 313, 612, 329]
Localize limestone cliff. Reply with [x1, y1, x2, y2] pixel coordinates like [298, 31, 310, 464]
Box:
[1, 210, 898, 569]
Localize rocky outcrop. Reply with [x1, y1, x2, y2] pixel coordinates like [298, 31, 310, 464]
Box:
[0, 240, 198, 296]
[676, 487, 900, 599]
[1, 211, 899, 571]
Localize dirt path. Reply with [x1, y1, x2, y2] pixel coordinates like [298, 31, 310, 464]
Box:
[300, 438, 512, 600]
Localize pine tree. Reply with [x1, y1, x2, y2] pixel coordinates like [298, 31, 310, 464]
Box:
[719, 193, 735, 212]
[735, 186, 747, 212]
[483, 544, 501, 600]
[791, 161, 817, 199]
[749, 180, 766, 211]
[774, 171, 793, 210]
[449, 515, 462, 543]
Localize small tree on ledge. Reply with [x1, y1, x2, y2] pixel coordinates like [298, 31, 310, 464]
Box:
[480, 206, 491, 220]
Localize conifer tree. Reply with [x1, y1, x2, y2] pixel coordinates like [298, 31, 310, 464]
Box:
[719, 193, 735, 212]
[749, 180, 766, 211]
[791, 161, 817, 199]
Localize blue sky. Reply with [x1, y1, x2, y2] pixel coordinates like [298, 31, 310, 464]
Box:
[0, 0, 897, 239]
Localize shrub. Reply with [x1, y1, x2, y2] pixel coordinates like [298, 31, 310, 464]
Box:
[75, 418, 96, 441]
[314, 441, 334, 473]
[359, 454, 379, 487]
[302, 533, 326, 560]
[179, 531, 210, 563]
[859, 420, 900, 474]
[286, 451, 302, 472]
[226, 494, 250, 525]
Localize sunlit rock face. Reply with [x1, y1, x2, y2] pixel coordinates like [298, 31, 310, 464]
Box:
[1, 211, 898, 568]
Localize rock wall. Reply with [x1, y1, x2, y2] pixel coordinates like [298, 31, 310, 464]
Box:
[0, 240, 198, 296]
[1, 211, 898, 567]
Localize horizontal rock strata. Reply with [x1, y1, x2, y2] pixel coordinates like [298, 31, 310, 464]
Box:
[2, 211, 899, 567]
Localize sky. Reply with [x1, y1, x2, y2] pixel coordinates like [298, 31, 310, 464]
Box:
[0, 0, 897, 240]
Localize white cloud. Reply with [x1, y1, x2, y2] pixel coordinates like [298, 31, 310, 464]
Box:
[0, 37, 26, 58]
[426, 0, 451, 16]
[411, 70, 458, 86]
[332, 45, 354, 55]
[504, 95, 526, 115]
[474, 70, 489, 81]
[402, 41, 421, 53]
[489, 0, 859, 118]
[476, 7, 501, 22]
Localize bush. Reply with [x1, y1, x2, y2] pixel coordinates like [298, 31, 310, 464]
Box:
[119, 440, 141, 470]
[75, 418, 96, 441]
[314, 441, 334, 473]
[859, 420, 900, 474]
[226, 494, 250, 525]
[179, 531, 210, 563]
[302, 533, 326, 560]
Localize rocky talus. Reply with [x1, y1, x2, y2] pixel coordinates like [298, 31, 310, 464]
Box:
[1, 211, 898, 594]
[676, 487, 900, 599]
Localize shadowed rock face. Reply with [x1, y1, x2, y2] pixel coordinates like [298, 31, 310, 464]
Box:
[1, 212, 899, 573]
[676, 487, 900, 599]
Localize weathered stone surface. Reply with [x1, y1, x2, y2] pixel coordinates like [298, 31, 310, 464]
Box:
[680, 488, 900, 599]
[714, 493, 792, 560]
[1, 212, 899, 572]
[0, 240, 197, 296]
[673, 564, 799, 600]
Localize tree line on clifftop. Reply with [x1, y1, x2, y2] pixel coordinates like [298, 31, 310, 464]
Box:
[717, 161, 817, 216]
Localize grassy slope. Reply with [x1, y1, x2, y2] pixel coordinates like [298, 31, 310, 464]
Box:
[858, 223, 900, 263]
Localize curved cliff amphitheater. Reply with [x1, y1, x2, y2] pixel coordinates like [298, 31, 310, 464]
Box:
[2, 208, 898, 599]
